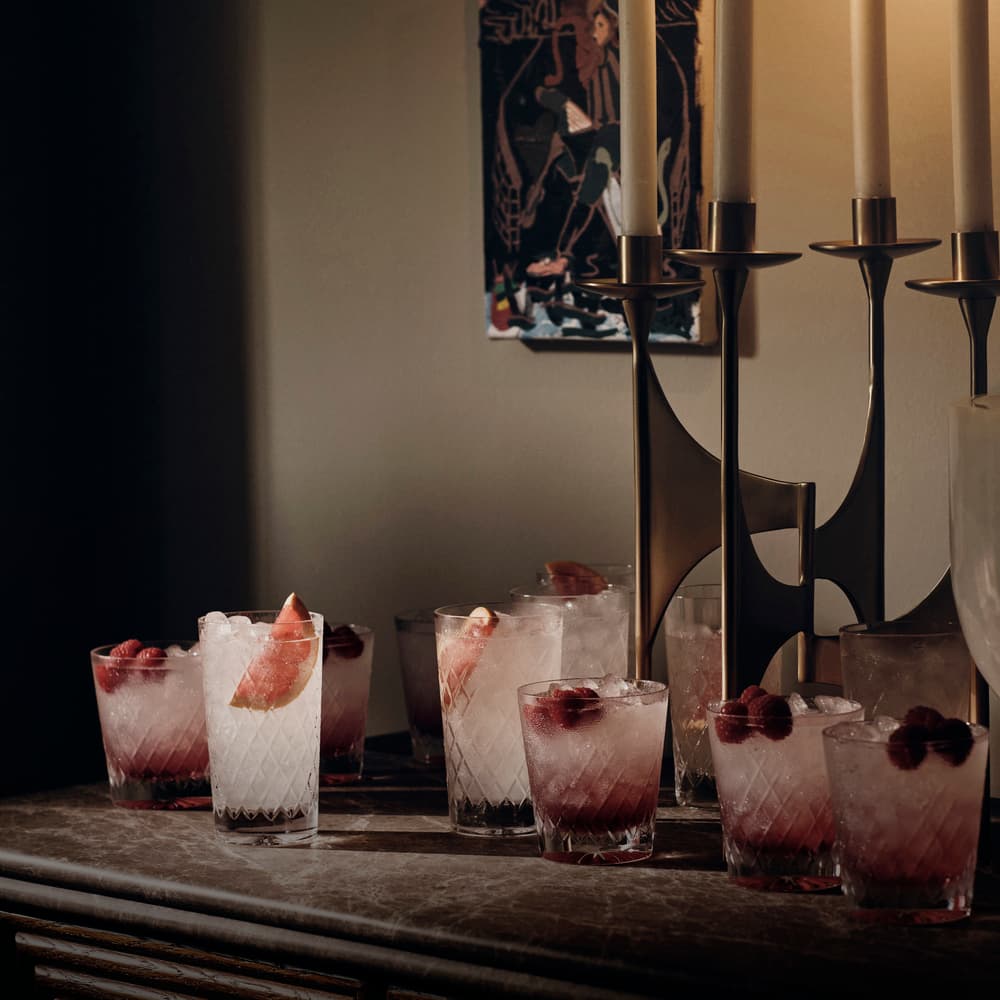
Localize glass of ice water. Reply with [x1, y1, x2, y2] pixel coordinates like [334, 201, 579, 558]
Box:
[395, 609, 445, 766]
[839, 620, 972, 722]
[435, 602, 562, 836]
[199, 599, 323, 845]
[509, 583, 630, 678]
[664, 585, 723, 807]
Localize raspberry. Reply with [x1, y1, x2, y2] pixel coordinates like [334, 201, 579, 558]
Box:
[746, 694, 793, 741]
[96, 638, 144, 693]
[931, 718, 974, 766]
[738, 684, 767, 705]
[887, 723, 931, 770]
[714, 699, 750, 744]
[903, 706, 945, 731]
[527, 686, 603, 730]
[136, 646, 166, 662]
[323, 623, 364, 659]
[110, 639, 143, 659]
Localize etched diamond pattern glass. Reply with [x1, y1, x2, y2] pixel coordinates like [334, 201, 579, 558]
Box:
[91, 643, 210, 809]
[200, 610, 323, 844]
[825, 719, 988, 922]
[436, 603, 562, 836]
[520, 678, 668, 864]
[707, 697, 863, 890]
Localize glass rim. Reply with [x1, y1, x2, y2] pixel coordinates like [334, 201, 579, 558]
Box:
[197, 610, 323, 626]
[325, 622, 373, 639]
[393, 608, 436, 630]
[822, 718, 988, 748]
[839, 620, 963, 640]
[508, 581, 632, 601]
[433, 601, 560, 621]
[706, 695, 862, 719]
[536, 561, 634, 573]
[91, 640, 198, 660]
[517, 677, 667, 701]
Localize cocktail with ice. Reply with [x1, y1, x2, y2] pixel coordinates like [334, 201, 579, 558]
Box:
[509, 582, 629, 678]
[90, 640, 210, 808]
[199, 594, 323, 844]
[824, 709, 988, 922]
[436, 603, 562, 835]
[320, 623, 373, 783]
[707, 687, 863, 890]
[395, 609, 444, 765]
[664, 585, 722, 806]
[519, 676, 668, 864]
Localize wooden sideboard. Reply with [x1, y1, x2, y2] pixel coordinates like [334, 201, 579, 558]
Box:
[1, 752, 999, 999]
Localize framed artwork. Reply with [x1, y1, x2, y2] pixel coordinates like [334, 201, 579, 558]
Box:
[480, 0, 707, 346]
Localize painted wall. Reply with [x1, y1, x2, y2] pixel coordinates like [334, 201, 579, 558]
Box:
[246, 0, 1000, 738]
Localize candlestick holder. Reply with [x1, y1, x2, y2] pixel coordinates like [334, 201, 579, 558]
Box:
[574, 235, 703, 681]
[663, 202, 805, 700]
[809, 198, 940, 628]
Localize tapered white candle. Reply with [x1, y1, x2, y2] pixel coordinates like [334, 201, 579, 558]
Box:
[951, 0, 994, 231]
[619, 0, 659, 235]
[850, 0, 891, 198]
[713, 0, 753, 202]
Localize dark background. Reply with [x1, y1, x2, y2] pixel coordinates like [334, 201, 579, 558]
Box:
[2, 3, 255, 794]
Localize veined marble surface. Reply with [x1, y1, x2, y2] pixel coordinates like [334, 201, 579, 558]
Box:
[1, 770, 999, 995]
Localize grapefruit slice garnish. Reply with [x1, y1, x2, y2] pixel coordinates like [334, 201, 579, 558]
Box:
[544, 560, 608, 596]
[439, 606, 498, 710]
[229, 593, 319, 710]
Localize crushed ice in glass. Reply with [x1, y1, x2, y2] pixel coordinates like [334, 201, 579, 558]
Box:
[814, 695, 858, 715]
[787, 692, 813, 716]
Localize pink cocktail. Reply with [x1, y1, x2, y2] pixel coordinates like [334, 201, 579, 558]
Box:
[519, 676, 668, 864]
[320, 624, 374, 784]
[707, 688, 863, 890]
[91, 640, 210, 808]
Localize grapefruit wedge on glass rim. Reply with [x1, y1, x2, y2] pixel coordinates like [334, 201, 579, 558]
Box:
[230, 592, 320, 710]
[544, 560, 608, 596]
[438, 606, 498, 709]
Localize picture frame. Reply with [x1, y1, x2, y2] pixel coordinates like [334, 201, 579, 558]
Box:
[479, 0, 710, 348]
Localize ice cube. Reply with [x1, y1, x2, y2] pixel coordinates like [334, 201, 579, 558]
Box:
[874, 715, 900, 738]
[203, 611, 228, 624]
[814, 695, 857, 715]
[596, 674, 633, 697]
[228, 615, 252, 629]
[165, 644, 188, 657]
[787, 692, 813, 716]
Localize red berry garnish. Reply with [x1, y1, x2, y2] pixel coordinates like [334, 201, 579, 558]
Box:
[903, 706, 945, 731]
[323, 623, 364, 659]
[96, 638, 144, 692]
[135, 646, 168, 683]
[526, 686, 603, 730]
[110, 639, 143, 659]
[714, 699, 750, 744]
[931, 718, 974, 766]
[738, 684, 767, 705]
[746, 694, 793, 741]
[887, 723, 930, 770]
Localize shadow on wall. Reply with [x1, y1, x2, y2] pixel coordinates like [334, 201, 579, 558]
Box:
[2, 2, 255, 795]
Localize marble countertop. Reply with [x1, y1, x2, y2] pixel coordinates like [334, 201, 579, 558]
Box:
[1, 758, 999, 996]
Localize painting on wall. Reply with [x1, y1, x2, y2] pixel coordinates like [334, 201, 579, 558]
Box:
[480, 0, 706, 346]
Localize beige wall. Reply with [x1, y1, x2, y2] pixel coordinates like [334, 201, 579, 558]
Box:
[246, 0, 1000, 737]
